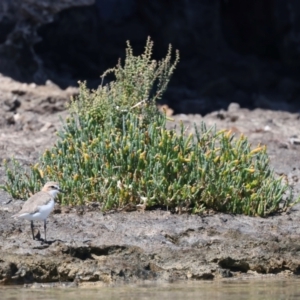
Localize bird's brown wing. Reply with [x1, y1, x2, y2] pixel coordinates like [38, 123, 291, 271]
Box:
[16, 191, 52, 215]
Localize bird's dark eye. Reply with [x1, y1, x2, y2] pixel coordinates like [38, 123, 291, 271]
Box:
[51, 186, 57, 189]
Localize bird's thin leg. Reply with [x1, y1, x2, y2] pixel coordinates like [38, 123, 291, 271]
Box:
[44, 219, 47, 242]
[31, 221, 35, 240]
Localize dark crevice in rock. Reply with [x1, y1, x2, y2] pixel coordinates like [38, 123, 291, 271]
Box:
[191, 273, 214, 280]
[218, 257, 250, 273]
[67, 246, 92, 260]
[90, 245, 129, 256]
[5, 262, 18, 280]
[66, 245, 130, 260]
[293, 267, 300, 275]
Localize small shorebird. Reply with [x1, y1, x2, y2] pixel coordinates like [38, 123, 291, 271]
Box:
[12, 181, 64, 242]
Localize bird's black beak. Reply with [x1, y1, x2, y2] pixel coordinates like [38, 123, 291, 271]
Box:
[59, 188, 65, 193]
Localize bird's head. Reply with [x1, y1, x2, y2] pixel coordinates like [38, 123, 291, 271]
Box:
[42, 181, 64, 197]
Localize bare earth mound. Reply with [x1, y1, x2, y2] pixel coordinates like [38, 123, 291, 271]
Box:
[1, 75, 300, 285]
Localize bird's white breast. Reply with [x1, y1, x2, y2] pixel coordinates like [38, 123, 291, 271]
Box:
[19, 199, 55, 221]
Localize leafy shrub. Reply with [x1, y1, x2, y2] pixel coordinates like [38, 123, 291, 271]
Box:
[70, 37, 179, 127]
[1, 38, 297, 216]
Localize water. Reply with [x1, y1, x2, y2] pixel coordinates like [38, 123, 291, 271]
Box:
[1, 278, 300, 300]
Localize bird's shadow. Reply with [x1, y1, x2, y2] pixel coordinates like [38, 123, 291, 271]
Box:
[32, 231, 65, 248]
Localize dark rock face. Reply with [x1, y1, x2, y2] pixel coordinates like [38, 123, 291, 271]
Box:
[1, 0, 300, 114]
[0, 0, 94, 83]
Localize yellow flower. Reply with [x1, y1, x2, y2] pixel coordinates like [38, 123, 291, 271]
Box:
[214, 156, 220, 163]
[38, 169, 44, 178]
[139, 151, 146, 160]
[225, 130, 232, 138]
[250, 146, 265, 155]
[83, 153, 90, 161]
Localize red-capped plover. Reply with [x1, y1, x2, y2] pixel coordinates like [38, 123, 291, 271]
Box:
[12, 181, 64, 242]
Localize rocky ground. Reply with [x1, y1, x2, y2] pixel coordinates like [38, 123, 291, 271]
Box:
[1, 74, 300, 286]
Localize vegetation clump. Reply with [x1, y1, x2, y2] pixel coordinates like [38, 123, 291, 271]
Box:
[1, 38, 297, 216]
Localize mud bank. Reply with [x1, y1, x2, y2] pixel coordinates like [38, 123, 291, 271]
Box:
[1, 205, 300, 285]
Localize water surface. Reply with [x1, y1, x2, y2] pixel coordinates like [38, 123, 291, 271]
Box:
[1, 278, 300, 300]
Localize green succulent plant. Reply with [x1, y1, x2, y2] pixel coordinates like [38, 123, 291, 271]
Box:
[1, 38, 297, 216]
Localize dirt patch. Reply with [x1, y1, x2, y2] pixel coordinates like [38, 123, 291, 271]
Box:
[1, 75, 300, 285]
